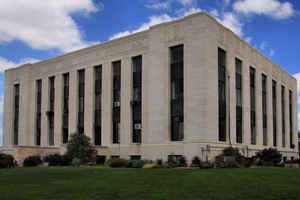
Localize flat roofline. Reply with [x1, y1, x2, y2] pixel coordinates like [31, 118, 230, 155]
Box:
[5, 11, 296, 81]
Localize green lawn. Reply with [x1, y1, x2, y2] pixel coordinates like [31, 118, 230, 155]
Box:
[0, 167, 300, 200]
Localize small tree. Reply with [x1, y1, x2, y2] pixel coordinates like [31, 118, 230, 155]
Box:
[255, 148, 282, 166]
[66, 133, 97, 164]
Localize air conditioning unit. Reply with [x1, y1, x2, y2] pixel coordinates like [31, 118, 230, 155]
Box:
[113, 102, 120, 107]
[134, 123, 142, 130]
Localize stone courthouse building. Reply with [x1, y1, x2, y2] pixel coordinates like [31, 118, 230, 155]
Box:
[1, 12, 299, 162]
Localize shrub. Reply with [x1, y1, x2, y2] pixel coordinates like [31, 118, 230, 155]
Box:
[215, 147, 254, 168]
[61, 154, 73, 166]
[23, 155, 42, 167]
[166, 156, 187, 168]
[200, 161, 214, 169]
[96, 156, 106, 165]
[178, 156, 187, 167]
[66, 133, 97, 164]
[44, 154, 62, 166]
[0, 153, 16, 168]
[191, 156, 201, 167]
[156, 159, 163, 166]
[167, 156, 178, 168]
[127, 160, 146, 168]
[223, 147, 242, 157]
[72, 158, 81, 167]
[106, 158, 128, 168]
[255, 148, 282, 166]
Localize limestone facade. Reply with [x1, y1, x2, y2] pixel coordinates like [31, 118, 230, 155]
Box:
[1, 12, 298, 163]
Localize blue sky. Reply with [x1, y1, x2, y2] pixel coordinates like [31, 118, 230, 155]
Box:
[0, 0, 300, 146]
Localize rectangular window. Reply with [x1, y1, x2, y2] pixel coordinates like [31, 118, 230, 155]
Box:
[281, 85, 286, 147]
[62, 73, 69, 144]
[170, 45, 184, 141]
[262, 74, 267, 146]
[289, 90, 294, 148]
[78, 69, 85, 134]
[235, 58, 243, 143]
[218, 48, 226, 142]
[36, 79, 42, 146]
[112, 61, 121, 144]
[272, 80, 277, 146]
[132, 56, 142, 143]
[48, 76, 55, 146]
[94, 65, 102, 146]
[13, 84, 20, 145]
[250, 67, 256, 145]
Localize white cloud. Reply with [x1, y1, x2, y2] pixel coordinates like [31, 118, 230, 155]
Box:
[109, 31, 131, 40]
[223, 0, 231, 6]
[269, 49, 275, 57]
[260, 41, 267, 51]
[181, 7, 202, 17]
[245, 37, 252, 43]
[110, 14, 173, 40]
[145, 2, 169, 9]
[177, 0, 194, 6]
[233, 0, 295, 19]
[0, 0, 101, 53]
[0, 57, 40, 73]
[210, 9, 219, 17]
[218, 12, 244, 37]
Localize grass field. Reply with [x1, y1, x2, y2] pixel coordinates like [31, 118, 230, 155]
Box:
[0, 167, 300, 200]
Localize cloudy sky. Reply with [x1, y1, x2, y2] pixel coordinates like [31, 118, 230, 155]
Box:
[0, 0, 300, 146]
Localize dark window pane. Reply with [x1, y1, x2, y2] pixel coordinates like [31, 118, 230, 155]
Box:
[78, 70, 85, 134]
[218, 48, 226, 142]
[262, 74, 267, 145]
[250, 67, 256, 144]
[272, 80, 277, 146]
[36, 80, 42, 145]
[113, 61, 121, 144]
[170, 45, 184, 141]
[13, 84, 20, 145]
[62, 73, 69, 143]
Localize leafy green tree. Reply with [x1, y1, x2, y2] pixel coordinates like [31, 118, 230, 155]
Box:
[66, 133, 97, 164]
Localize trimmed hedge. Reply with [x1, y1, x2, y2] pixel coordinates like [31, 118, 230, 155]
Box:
[43, 154, 73, 166]
[106, 158, 128, 168]
[23, 155, 43, 167]
[44, 154, 62, 166]
[0, 153, 16, 168]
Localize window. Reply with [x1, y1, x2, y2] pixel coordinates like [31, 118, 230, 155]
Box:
[48, 76, 55, 146]
[36, 79, 42, 145]
[272, 80, 277, 146]
[281, 85, 286, 147]
[13, 84, 20, 145]
[112, 61, 121, 144]
[132, 56, 142, 143]
[170, 45, 184, 141]
[94, 65, 102, 145]
[77, 69, 85, 134]
[250, 67, 256, 145]
[62, 73, 69, 144]
[218, 48, 226, 142]
[262, 74, 267, 145]
[235, 58, 243, 143]
[289, 90, 294, 148]
[130, 155, 141, 160]
[111, 155, 120, 159]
